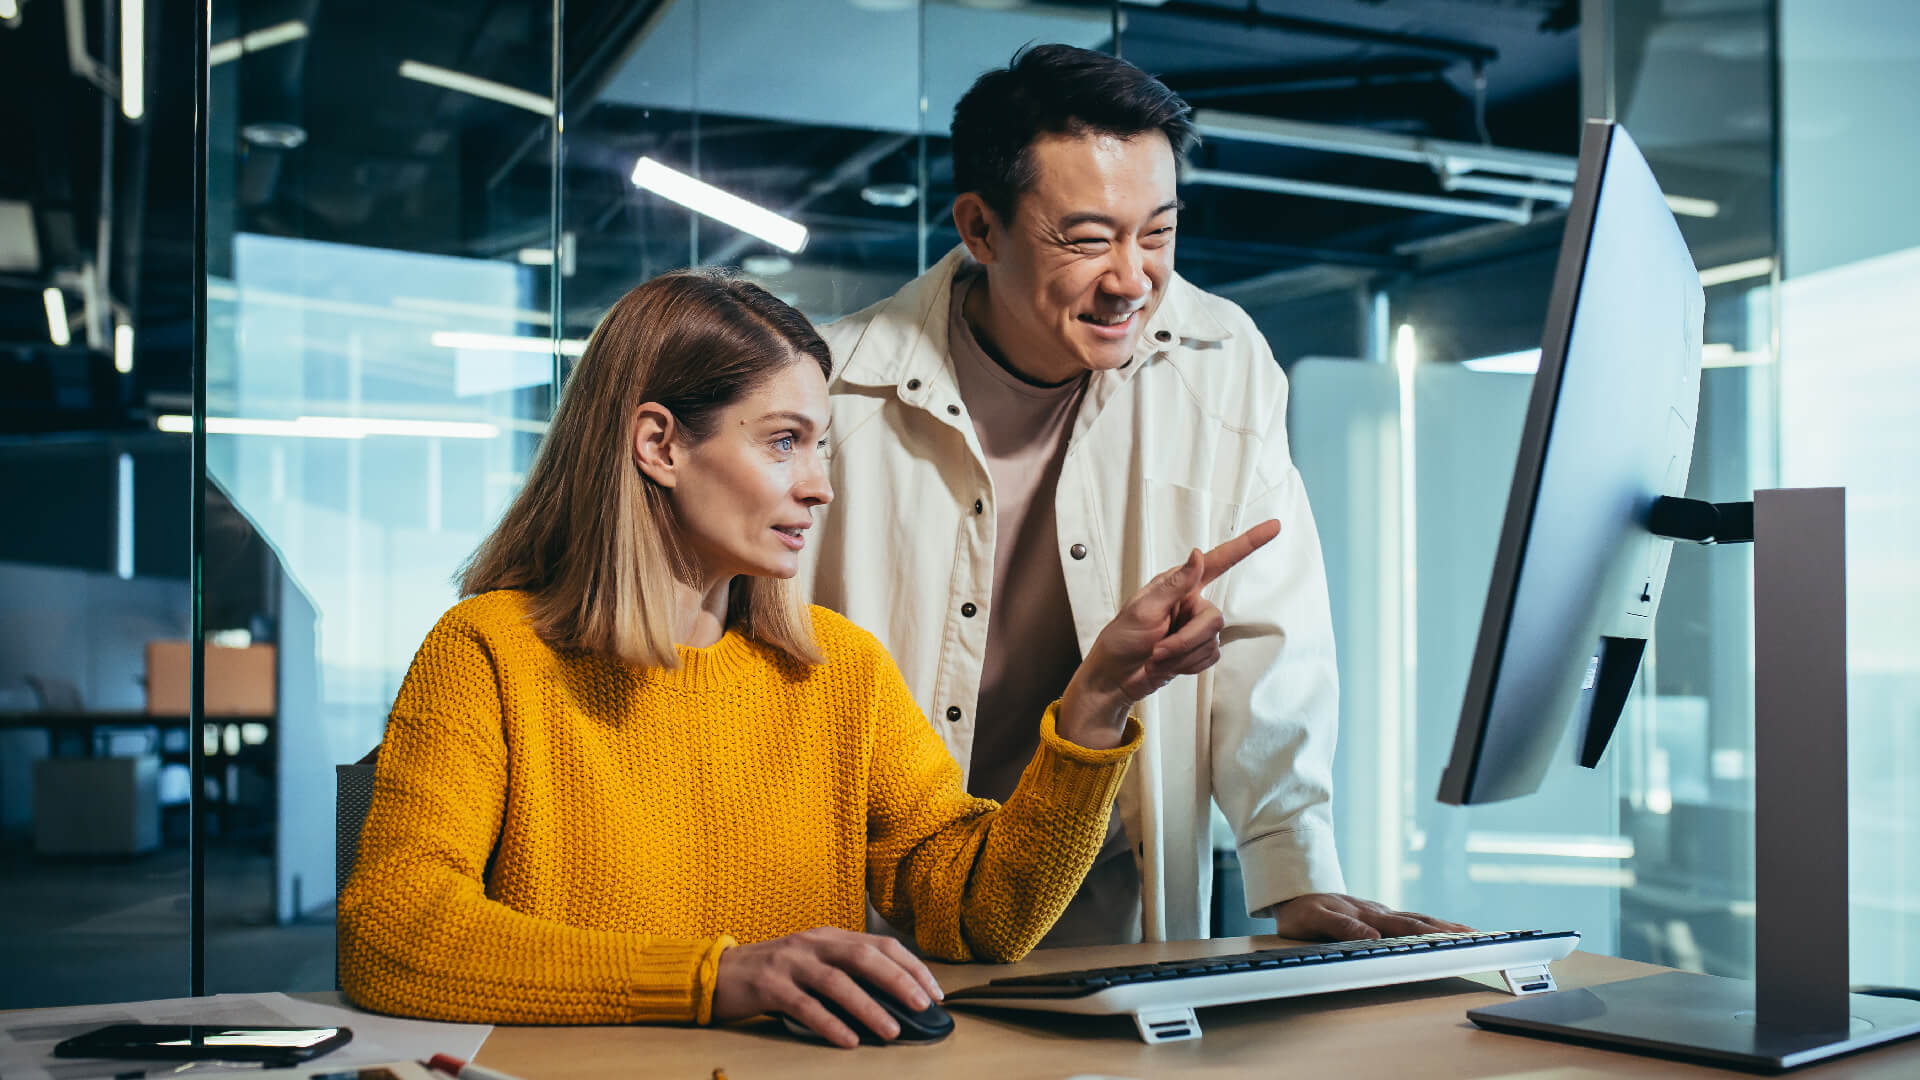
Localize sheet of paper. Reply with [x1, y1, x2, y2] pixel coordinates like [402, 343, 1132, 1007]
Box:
[0, 992, 489, 1080]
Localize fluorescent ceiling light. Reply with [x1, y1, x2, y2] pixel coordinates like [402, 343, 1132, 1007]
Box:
[516, 247, 554, 266]
[1183, 165, 1532, 224]
[43, 287, 70, 346]
[1699, 256, 1774, 288]
[398, 60, 554, 116]
[631, 156, 809, 254]
[117, 453, 134, 580]
[1664, 194, 1720, 218]
[1394, 323, 1417, 374]
[114, 322, 133, 373]
[430, 330, 588, 357]
[1462, 348, 1540, 374]
[0, 1, 19, 21]
[157, 415, 501, 439]
[1465, 833, 1634, 859]
[1464, 343, 1758, 374]
[120, 0, 143, 119]
[209, 20, 309, 65]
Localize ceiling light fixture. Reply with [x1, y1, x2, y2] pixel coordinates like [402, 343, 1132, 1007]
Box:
[43, 287, 70, 346]
[1699, 257, 1773, 288]
[209, 20, 309, 65]
[398, 60, 554, 116]
[1664, 194, 1721, 218]
[430, 330, 589, 356]
[115, 321, 133, 374]
[156, 415, 501, 439]
[120, 0, 143, 120]
[0, 0, 20, 22]
[1462, 348, 1541, 374]
[741, 254, 794, 277]
[860, 182, 918, 208]
[1464, 343, 1758, 375]
[631, 157, 808, 254]
[241, 122, 308, 149]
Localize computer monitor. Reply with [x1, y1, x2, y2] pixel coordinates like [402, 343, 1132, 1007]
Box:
[1437, 119, 1703, 807]
[1432, 119, 1920, 1071]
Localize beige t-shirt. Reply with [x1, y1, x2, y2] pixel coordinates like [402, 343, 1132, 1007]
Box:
[949, 270, 1142, 947]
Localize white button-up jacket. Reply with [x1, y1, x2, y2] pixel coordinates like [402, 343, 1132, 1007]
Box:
[798, 247, 1346, 941]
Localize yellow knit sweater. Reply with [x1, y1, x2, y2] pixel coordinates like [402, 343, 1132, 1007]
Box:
[337, 590, 1140, 1026]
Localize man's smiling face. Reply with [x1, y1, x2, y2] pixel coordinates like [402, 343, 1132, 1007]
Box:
[963, 130, 1179, 384]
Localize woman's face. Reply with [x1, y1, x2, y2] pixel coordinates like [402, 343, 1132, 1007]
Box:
[666, 357, 833, 582]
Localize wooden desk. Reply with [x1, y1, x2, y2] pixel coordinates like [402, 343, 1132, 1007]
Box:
[456, 937, 1920, 1080]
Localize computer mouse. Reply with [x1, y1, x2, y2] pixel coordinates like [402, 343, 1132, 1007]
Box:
[776, 976, 954, 1045]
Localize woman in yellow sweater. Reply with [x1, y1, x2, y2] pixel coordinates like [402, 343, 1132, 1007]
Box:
[337, 270, 1276, 1045]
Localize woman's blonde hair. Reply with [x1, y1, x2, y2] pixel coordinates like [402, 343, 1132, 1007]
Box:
[460, 270, 831, 669]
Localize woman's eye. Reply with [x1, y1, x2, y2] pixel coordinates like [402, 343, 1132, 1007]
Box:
[774, 436, 795, 453]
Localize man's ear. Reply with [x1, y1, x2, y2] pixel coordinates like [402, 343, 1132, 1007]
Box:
[952, 193, 1001, 265]
[632, 403, 681, 489]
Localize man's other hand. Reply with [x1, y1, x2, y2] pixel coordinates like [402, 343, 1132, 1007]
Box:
[1269, 893, 1473, 941]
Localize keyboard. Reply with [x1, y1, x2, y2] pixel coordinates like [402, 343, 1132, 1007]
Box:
[945, 929, 1580, 1043]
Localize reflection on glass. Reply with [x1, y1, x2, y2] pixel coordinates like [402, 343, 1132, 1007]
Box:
[200, 0, 561, 993]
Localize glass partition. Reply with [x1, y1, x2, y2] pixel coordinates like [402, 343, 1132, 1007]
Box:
[197, 0, 563, 992]
[1778, 0, 1920, 989]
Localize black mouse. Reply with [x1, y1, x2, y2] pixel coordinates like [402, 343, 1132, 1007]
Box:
[776, 976, 954, 1045]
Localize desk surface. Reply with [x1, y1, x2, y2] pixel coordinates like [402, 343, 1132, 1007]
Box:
[446, 936, 1920, 1080]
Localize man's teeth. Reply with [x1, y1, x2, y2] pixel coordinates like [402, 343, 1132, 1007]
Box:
[1083, 312, 1134, 326]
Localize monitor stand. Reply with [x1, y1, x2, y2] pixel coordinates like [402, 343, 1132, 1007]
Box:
[1467, 488, 1920, 1071]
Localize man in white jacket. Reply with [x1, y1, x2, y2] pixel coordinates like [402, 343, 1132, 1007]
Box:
[797, 44, 1464, 946]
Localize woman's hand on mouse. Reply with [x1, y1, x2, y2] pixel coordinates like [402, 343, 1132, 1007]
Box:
[710, 926, 944, 1048]
[1058, 519, 1282, 749]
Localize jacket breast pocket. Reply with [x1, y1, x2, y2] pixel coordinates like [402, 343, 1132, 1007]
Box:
[1143, 479, 1242, 574]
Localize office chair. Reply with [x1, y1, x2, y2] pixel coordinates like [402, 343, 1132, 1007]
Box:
[334, 752, 378, 990]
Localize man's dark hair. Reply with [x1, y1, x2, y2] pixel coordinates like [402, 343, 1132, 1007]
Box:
[950, 44, 1196, 224]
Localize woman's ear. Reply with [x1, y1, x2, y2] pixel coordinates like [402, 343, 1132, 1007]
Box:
[632, 403, 681, 488]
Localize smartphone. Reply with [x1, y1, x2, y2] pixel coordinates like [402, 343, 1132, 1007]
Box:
[53, 1024, 353, 1066]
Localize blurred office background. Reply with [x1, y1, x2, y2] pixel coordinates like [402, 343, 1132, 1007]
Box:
[0, 0, 1914, 1008]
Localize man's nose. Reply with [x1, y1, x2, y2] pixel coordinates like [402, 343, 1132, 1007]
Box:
[1104, 243, 1152, 304]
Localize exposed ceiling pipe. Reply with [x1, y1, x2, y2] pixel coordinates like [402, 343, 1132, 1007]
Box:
[1193, 109, 1579, 182]
[1122, 1, 1498, 68]
[1182, 165, 1534, 224]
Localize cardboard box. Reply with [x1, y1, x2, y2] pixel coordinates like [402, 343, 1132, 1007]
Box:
[146, 641, 277, 716]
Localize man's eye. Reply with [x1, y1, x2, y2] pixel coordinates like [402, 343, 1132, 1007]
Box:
[1070, 237, 1109, 247]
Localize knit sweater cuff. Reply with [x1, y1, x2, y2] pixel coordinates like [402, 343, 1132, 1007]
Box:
[1029, 701, 1141, 807]
[634, 934, 736, 1024]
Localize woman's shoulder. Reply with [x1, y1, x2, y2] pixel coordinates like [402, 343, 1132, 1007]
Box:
[805, 605, 895, 671]
[423, 590, 548, 659]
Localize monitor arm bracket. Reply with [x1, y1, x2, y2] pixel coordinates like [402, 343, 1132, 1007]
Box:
[1647, 495, 1754, 544]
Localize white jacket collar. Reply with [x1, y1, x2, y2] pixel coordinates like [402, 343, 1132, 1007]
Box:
[835, 245, 1235, 391]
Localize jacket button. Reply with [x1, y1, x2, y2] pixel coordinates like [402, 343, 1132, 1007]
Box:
[961, 602, 977, 618]
[946, 706, 962, 722]
[1155, 329, 1173, 343]
[973, 499, 984, 515]
[1070, 543, 1087, 560]
[947, 404, 961, 416]
[906, 378, 921, 391]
